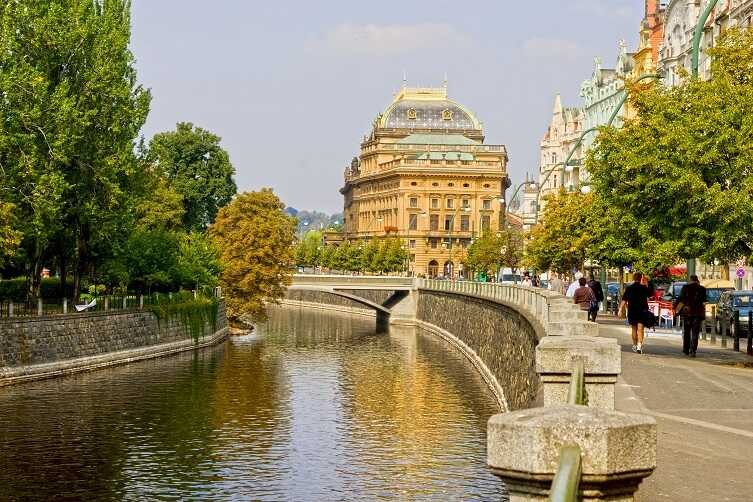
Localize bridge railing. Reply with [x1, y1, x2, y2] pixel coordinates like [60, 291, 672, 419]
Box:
[416, 278, 588, 335]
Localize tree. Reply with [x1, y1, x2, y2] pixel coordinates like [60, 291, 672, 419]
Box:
[524, 192, 590, 273]
[586, 27, 753, 270]
[294, 231, 322, 268]
[467, 229, 524, 278]
[148, 122, 237, 232]
[209, 189, 297, 320]
[0, 203, 22, 266]
[381, 237, 408, 274]
[175, 232, 220, 291]
[0, 1, 151, 299]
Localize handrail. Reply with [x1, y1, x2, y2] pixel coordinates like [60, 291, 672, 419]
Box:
[549, 445, 583, 502]
[549, 360, 587, 501]
[567, 358, 587, 406]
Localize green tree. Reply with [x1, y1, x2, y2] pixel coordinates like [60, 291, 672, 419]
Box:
[467, 229, 522, 277]
[524, 192, 590, 273]
[175, 232, 220, 291]
[148, 122, 237, 232]
[361, 239, 380, 273]
[209, 189, 297, 321]
[586, 27, 753, 270]
[381, 237, 408, 274]
[0, 0, 151, 299]
[294, 231, 322, 268]
[0, 203, 22, 266]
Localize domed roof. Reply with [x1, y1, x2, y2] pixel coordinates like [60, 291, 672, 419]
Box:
[378, 86, 482, 132]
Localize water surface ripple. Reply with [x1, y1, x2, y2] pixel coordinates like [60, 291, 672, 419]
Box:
[0, 306, 507, 501]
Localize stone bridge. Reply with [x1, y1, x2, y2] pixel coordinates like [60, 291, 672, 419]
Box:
[286, 275, 657, 500]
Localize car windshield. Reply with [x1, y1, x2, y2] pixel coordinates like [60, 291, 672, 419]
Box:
[707, 289, 730, 303]
[501, 274, 521, 282]
[607, 284, 619, 294]
[672, 283, 686, 297]
[733, 295, 753, 307]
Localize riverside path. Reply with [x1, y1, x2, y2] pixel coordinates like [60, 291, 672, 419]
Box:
[599, 319, 753, 501]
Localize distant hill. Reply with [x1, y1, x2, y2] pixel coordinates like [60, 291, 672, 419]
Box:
[287, 208, 343, 235]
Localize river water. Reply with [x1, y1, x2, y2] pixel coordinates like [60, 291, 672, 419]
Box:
[0, 306, 507, 501]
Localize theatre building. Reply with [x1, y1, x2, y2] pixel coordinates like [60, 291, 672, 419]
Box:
[340, 84, 509, 278]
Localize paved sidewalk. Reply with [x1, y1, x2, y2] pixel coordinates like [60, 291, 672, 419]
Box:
[598, 318, 753, 501]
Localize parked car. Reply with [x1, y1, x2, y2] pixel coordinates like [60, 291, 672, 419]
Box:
[661, 281, 687, 301]
[498, 268, 522, 284]
[605, 282, 620, 311]
[702, 279, 736, 321]
[714, 290, 753, 335]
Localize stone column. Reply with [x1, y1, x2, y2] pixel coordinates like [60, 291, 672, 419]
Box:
[536, 335, 620, 410]
[488, 405, 656, 502]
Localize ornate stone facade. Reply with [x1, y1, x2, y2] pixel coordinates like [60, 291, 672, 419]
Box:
[538, 94, 584, 201]
[341, 85, 509, 278]
[660, 0, 753, 86]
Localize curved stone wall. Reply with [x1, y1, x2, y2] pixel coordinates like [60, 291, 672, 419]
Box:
[0, 302, 228, 385]
[416, 291, 542, 411]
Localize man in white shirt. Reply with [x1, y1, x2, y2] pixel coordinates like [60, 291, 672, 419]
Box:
[566, 271, 583, 297]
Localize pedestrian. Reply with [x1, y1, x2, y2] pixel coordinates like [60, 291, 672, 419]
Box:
[588, 274, 604, 322]
[566, 271, 583, 297]
[549, 272, 564, 295]
[619, 272, 652, 354]
[531, 275, 540, 288]
[674, 275, 706, 357]
[522, 272, 532, 287]
[573, 277, 596, 312]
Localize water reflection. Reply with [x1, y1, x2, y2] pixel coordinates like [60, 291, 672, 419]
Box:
[0, 306, 506, 501]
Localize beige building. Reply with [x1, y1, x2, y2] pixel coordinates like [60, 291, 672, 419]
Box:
[538, 93, 584, 202]
[341, 84, 509, 278]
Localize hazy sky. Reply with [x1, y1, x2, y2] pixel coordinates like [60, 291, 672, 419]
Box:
[130, 1, 643, 213]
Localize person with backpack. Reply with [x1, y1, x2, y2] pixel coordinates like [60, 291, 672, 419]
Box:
[619, 272, 653, 354]
[674, 275, 706, 357]
[588, 275, 604, 322]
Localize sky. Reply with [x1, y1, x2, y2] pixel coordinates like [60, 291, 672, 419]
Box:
[130, 0, 643, 214]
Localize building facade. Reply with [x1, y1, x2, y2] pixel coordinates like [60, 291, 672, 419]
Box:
[660, 0, 753, 86]
[538, 93, 584, 201]
[507, 174, 539, 231]
[341, 85, 509, 278]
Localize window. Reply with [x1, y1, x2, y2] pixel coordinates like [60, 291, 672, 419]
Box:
[410, 253, 415, 262]
[483, 183, 490, 188]
[462, 199, 470, 209]
[481, 215, 491, 231]
[410, 181, 418, 186]
[409, 197, 418, 208]
[448, 182, 455, 187]
[554, 175, 558, 188]
[482, 199, 491, 210]
[463, 183, 470, 188]
[460, 215, 470, 231]
[446, 198, 454, 209]
[430, 238, 438, 249]
[431, 198, 439, 209]
[409, 214, 418, 230]
[409, 239, 416, 249]
[444, 215, 454, 231]
[430, 214, 439, 231]
[432, 182, 439, 187]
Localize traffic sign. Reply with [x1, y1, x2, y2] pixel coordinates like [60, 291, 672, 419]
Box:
[736, 268, 745, 279]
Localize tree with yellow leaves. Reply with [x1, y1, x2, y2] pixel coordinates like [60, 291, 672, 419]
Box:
[209, 189, 297, 320]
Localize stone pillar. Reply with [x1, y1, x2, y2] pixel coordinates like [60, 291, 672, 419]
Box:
[536, 336, 621, 410]
[488, 405, 656, 501]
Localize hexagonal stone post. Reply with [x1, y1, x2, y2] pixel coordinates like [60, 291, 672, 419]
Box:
[536, 336, 621, 410]
[488, 405, 656, 501]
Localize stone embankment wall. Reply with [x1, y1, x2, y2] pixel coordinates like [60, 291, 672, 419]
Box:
[284, 290, 377, 315]
[0, 302, 228, 385]
[416, 291, 542, 411]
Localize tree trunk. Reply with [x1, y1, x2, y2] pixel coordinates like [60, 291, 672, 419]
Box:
[59, 252, 67, 299]
[721, 263, 730, 281]
[26, 240, 44, 302]
[73, 223, 90, 302]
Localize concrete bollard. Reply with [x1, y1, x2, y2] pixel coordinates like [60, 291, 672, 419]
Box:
[487, 405, 656, 501]
[8, 301, 13, 317]
[63, 298, 67, 314]
[536, 336, 621, 410]
[37, 298, 43, 316]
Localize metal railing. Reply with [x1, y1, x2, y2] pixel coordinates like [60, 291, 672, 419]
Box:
[549, 359, 587, 502]
[0, 289, 221, 318]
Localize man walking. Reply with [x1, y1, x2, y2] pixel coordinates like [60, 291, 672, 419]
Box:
[566, 271, 583, 297]
[588, 274, 604, 322]
[619, 272, 652, 354]
[549, 272, 564, 295]
[674, 275, 706, 357]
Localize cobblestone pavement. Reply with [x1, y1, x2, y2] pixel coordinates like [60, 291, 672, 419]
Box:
[598, 318, 753, 501]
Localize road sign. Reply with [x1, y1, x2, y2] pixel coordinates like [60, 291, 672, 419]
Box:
[736, 268, 745, 279]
